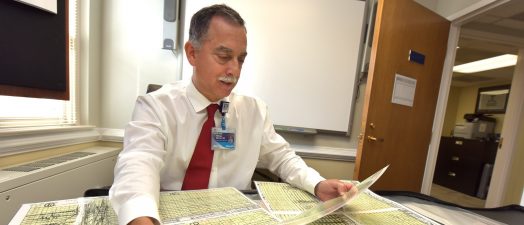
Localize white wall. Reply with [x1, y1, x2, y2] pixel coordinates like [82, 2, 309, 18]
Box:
[92, 0, 503, 147]
[93, 0, 473, 152]
[99, 0, 180, 129]
[94, 0, 360, 150]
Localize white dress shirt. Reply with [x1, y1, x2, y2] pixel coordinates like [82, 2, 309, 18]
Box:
[109, 81, 325, 225]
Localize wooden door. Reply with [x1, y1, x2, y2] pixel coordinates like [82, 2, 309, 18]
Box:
[354, 0, 450, 192]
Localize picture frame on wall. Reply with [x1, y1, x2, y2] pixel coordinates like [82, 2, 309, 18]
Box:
[475, 84, 511, 114]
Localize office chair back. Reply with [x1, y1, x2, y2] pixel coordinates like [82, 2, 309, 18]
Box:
[147, 84, 162, 94]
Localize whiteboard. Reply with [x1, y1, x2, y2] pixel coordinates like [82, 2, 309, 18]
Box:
[182, 0, 366, 132]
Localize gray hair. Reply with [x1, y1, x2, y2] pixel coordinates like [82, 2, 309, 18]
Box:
[188, 4, 245, 49]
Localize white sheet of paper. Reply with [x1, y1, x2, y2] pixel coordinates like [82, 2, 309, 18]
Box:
[281, 165, 389, 225]
[392, 74, 417, 107]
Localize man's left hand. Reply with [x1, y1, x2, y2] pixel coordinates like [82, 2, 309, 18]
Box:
[314, 179, 355, 201]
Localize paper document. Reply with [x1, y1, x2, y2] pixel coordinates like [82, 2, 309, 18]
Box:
[280, 165, 388, 225]
[256, 165, 437, 225]
[256, 181, 320, 213]
[10, 166, 438, 225]
[9, 187, 279, 225]
[9, 197, 117, 225]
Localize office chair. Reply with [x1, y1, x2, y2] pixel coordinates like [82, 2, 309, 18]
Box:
[84, 187, 110, 197]
[146, 84, 162, 93]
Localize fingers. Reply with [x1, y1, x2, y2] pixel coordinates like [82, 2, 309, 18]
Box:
[337, 182, 346, 195]
[319, 180, 355, 200]
[336, 181, 355, 196]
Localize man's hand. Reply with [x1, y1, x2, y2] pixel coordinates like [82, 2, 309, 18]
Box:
[314, 179, 355, 201]
[128, 216, 156, 225]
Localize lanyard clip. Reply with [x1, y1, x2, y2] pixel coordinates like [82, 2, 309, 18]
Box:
[219, 101, 229, 130]
[219, 101, 229, 116]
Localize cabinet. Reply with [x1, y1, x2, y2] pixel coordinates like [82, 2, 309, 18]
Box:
[433, 136, 498, 198]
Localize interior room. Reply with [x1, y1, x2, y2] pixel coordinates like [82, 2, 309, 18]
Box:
[428, 0, 523, 208]
[0, 0, 523, 224]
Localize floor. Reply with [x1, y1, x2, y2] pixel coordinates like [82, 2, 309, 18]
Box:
[430, 184, 486, 208]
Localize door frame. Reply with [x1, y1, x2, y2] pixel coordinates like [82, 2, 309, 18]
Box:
[421, 0, 523, 207]
[489, 48, 524, 207]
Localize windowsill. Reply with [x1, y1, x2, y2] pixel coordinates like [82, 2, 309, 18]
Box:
[0, 125, 96, 137]
[98, 128, 124, 142]
[0, 125, 100, 157]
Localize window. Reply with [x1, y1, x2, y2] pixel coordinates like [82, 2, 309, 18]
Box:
[0, 0, 78, 128]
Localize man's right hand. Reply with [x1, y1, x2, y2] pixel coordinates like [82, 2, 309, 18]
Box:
[128, 217, 156, 225]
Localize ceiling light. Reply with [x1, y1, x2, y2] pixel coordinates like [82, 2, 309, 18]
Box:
[453, 54, 517, 73]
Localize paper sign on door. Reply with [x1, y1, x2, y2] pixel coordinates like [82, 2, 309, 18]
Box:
[392, 74, 417, 107]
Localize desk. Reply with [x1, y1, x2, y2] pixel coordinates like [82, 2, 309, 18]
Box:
[378, 191, 524, 225]
[9, 186, 523, 225]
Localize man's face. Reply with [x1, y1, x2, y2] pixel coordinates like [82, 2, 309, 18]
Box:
[186, 16, 247, 102]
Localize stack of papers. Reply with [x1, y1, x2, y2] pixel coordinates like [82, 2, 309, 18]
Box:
[9, 166, 437, 225]
[10, 188, 278, 225]
[256, 182, 436, 225]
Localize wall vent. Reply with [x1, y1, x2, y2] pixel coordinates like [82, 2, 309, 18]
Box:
[0, 146, 121, 225]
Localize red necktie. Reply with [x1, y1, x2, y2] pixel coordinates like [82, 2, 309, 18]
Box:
[182, 104, 219, 190]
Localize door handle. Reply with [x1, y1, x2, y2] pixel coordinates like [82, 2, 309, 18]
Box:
[367, 136, 383, 142]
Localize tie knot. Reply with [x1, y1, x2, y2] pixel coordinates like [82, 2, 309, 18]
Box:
[206, 104, 219, 119]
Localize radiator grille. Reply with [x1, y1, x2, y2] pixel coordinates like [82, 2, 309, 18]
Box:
[2, 152, 95, 172]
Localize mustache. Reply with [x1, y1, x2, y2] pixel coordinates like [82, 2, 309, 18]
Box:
[218, 76, 238, 84]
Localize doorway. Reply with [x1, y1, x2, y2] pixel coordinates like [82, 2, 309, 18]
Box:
[430, 36, 515, 207]
[427, 0, 524, 208]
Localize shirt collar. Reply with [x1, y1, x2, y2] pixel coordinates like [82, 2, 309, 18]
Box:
[187, 80, 230, 113]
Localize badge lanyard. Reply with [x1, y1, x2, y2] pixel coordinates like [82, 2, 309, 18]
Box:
[219, 101, 229, 129]
[211, 101, 235, 150]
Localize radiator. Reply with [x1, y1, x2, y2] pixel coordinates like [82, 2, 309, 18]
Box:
[0, 146, 120, 225]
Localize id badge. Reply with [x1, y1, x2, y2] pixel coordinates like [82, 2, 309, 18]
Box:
[211, 127, 236, 150]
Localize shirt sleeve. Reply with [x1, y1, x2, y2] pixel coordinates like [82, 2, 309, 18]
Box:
[257, 104, 325, 196]
[109, 96, 166, 225]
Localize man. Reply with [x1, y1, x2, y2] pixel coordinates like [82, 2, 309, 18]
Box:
[109, 4, 353, 225]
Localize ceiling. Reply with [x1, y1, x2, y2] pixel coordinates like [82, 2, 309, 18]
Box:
[452, 0, 524, 87]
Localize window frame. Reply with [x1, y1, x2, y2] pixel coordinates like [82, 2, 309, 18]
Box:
[0, 0, 70, 100]
[0, 0, 78, 129]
